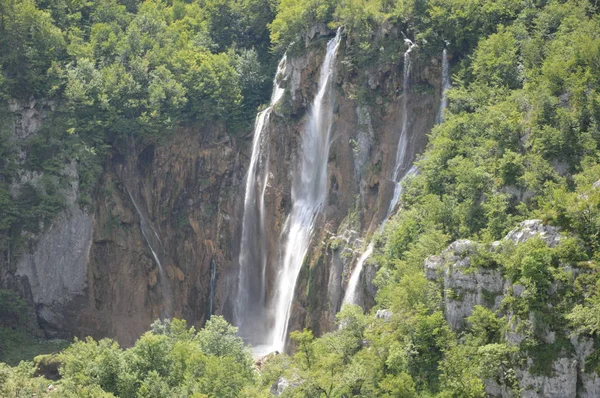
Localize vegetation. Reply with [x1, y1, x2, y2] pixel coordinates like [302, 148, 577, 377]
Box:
[1, 0, 600, 396]
[0, 0, 278, 261]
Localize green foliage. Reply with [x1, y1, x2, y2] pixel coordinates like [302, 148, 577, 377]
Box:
[2, 0, 600, 396]
[0, 317, 257, 397]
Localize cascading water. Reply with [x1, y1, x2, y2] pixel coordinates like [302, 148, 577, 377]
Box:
[344, 38, 419, 306]
[259, 28, 343, 354]
[343, 165, 417, 305]
[389, 39, 418, 215]
[235, 56, 287, 342]
[344, 45, 450, 307]
[125, 187, 173, 317]
[436, 46, 450, 124]
[207, 256, 216, 319]
[343, 242, 373, 305]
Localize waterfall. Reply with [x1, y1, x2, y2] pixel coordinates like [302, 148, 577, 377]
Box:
[343, 165, 417, 305]
[343, 242, 374, 305]
[344, 38, 420, 306]
[261, 28, 343, 354]
[235, 56, 287, 342]
[207, 256, 216, 319]
[436, 47, 450, 124]
[389, 39, 418, 215]
[125, 187, 173, 317]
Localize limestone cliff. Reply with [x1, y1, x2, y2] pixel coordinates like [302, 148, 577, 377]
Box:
[1, 98, 242, 344]
[426, 220, 600, 398]
[222, 27, 445, 341]
[1, 27, 445, 346]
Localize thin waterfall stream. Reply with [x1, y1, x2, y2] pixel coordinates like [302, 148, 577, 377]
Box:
[437, 46, 450, 124]
[344, 40, 419, 307]
[125, 186, 173, 317]
[389, 38, 418, 215]
[344, 45, 449, 306]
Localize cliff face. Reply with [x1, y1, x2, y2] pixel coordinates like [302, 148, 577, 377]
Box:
[223, 28, 444, 340]
[4, 105, 242, 344]
[2, 29, 444, 345]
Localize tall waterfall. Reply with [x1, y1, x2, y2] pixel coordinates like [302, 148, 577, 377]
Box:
[262, 28, 343, 354]
[389, 39, 418, 215]
[235, 56, 287, 343]
[436, 47, 450, 124]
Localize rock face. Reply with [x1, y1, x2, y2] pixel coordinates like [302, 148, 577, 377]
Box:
[2, 98, 241, 344]
[1, 30, 445, 346]
[238, 32, 443, 340]
[425, 239, 504, 330]
[426, 220, 599, 398]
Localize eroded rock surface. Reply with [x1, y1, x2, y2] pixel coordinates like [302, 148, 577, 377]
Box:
[426, 220, 598, 397]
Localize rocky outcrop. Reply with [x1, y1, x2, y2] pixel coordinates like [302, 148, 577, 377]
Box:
[426, 220, 599, 398]
[425, 239, 504, 330]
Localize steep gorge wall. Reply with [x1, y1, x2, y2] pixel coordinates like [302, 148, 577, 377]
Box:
[2, 28, 445, 346]
[224, 28, 446, 340]
[2, 107, 243, 345]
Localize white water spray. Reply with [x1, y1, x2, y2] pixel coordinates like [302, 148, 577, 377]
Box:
[436, 46, 450, 124]
[262, 29, 343, 354]
[235, 56, 287, 341]
[388, 38, 417, 215]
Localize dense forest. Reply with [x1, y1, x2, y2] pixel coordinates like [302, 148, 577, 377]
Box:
[1, 0, 600, 397]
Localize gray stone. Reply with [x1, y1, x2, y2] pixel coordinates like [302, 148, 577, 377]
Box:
[376, 309, 392, 320]
[16, 206, 93, 331]
[572, 336, 600, 397]
[518, 357, 577, 398]
[504, 220, 560, 247]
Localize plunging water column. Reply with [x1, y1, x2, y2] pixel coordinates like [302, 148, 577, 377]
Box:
[265, 29, 343, 354]
[437, 47, 450, 124]
[235, 56, 287, 344]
